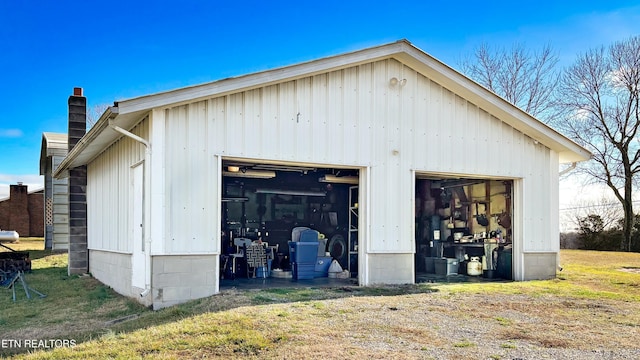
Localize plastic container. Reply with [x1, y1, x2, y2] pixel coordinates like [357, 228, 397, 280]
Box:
[288, 241, 319, 264]
[314, 256, 332, 277]
[292, 263, 315, 280]
[299, 229, 319, 242]
[458, 260, 468, 275]
[497, 250, 512, 280]
[256, 267, 268, 278]
[434, 258, 459, 276]
[424, 257, 435, 273]
[317, 238, 328, 257]
[483, 269, 496, 279]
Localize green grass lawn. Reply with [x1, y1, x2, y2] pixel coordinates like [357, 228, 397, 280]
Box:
[2, 240, 639, 359]
[1, 240, 148, 344]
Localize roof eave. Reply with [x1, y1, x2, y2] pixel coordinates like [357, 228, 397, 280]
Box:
[53, 107, 118, 179]
[115, 40, 412, 115]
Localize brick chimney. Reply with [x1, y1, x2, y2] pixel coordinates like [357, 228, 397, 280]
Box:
[68, 87, 88, 275]
[8, 183, 29, 235]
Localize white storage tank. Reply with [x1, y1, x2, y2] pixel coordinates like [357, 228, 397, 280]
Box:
[0, 230, 19, 242]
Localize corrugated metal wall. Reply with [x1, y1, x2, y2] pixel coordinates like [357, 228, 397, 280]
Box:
[87, 119, 148, 253]
[163, 105, 216, 254]
[160, 58, 557, 255]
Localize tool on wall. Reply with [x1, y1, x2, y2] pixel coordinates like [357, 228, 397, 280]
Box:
[475, 202, 490, 226]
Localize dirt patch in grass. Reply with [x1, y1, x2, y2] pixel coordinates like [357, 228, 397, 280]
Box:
[620, 266, 640, 274]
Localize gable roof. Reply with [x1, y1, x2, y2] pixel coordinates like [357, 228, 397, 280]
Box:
[40, 132, 68, 175]
[54, 39, 590, 177]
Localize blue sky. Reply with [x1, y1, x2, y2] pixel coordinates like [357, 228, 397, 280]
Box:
[1, 0, 639, 199]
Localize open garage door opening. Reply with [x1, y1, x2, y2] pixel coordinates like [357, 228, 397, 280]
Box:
[415, 175, 513, 282]
[220, 159, 359, 286]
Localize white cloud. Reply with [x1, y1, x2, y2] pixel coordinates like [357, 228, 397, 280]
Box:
[0, 174, 44, 200]
[0, 129, 23, 138]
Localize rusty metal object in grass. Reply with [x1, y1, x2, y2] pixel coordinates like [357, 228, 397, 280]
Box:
[0, 243, 31, 273]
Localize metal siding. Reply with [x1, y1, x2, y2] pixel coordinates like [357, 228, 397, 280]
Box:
[382, 59, 404, 251]
[327, 71, 345, 163]
[277, 83, 295, 159]
[209, 98, 226, 152]
[212, 155, 222, 254]
[157, 58, 559, 255]
[295, 77, 312, 161]
[311, 74, 329, 163]
[165, 106, 187, 252]
[260, 85, 279, 159]
[465, 103, 481, 174]
[356, 65, 373, 165]
[548, 153, 560, 252]
[343, 67, 360, 164]
[87, 118, 148, 253]
[189, 101, 214, 253]
[53, 213, 68, 224]
[227, 93, 246, 156]
[522, 144, 555, 252]
[149, 108, 166, 255]
[400, 68, 418, 253]
[52, 204, 68, 214]
[53, 184, 67, 194]
[423, 80, 441, 169]
[164, 102, 215, 254]
[368, 61, 390, 250]
[244, 89, 263, 157]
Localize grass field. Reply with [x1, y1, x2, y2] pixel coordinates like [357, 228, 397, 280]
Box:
[1, 240, 639, 359]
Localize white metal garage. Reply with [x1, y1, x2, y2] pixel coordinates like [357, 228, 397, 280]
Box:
[54, 39, 590, 309]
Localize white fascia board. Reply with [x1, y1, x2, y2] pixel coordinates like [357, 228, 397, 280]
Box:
[116, 41, 409, 115]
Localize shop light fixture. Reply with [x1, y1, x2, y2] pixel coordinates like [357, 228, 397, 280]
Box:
[222, 197, 249, 202]
[255, 188, 326, 196]
[318, 175, 359, 184]
[223, 170, 276, 179]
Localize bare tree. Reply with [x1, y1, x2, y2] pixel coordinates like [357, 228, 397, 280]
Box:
[87, 103, 111, 129]
[557, 35, 640, 251]
[560, 196, 623, 232]
[460, 42, 561, 121]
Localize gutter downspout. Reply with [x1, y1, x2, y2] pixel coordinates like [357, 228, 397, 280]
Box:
[110, 121, 150, 148]
[109, 119, 152, 298]
[559, 162, 577, 177]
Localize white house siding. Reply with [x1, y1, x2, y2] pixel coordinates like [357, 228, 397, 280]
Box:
[51, 155, 69, 250]
[41, 133, 70, 251]
[44, 156, 69, 250]
[158, 58, 560, 284]
[87, 119, 148, 253]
